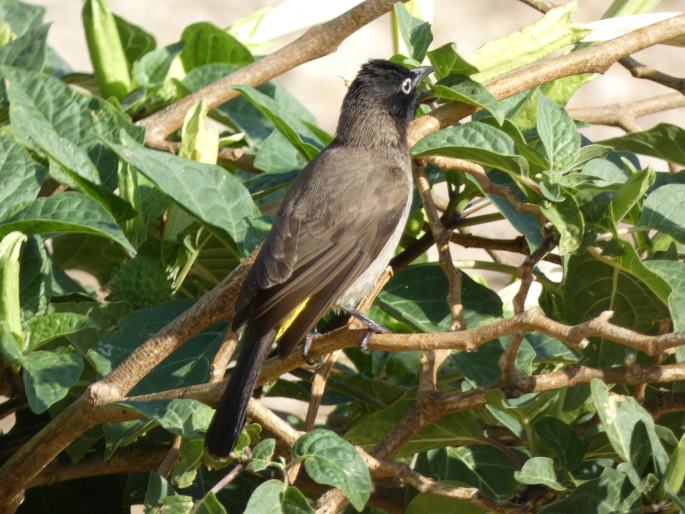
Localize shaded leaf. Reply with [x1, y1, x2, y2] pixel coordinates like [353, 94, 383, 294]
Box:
[639, 184, 685, 244]
[121, 399, 213, 437]
[113, 14, 155, 69]
[0, 192, 133, 252]
[433, 77, 504, 125]
[0, 23, 48, 71]
[25, 312, 96, 350]
[534, 416, 584, 470]
[107, 131, 262, 255]
[514, 456, 565, 491]
[0, 133, 46, 221]
[22, 346, 83, 414]
[427, 42, 478, 79]
[293, 428, 371, 511]
[600, 123, 685, 167]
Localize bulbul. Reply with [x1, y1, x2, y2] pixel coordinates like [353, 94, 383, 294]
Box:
[205, 60, 434, 459]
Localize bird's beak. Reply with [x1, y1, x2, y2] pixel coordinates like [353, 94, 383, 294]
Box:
[411, 65, 435, 87]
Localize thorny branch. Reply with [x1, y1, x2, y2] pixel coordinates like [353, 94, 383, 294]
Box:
[3, 5, 685, 514]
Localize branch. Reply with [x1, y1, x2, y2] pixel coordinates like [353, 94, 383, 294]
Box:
[620, 56, 685, 95]
[138, 0, 404, 144]
[498, 236, 556, 381]
[568, 92, 685, 132]
[28, 445, 168, 489]
[517, 0, 558, 13]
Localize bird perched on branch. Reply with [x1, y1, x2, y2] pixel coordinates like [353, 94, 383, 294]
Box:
[205, 59, 434, 459]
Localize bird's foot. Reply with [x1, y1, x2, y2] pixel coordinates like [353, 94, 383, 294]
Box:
[301, 332, 319, 365]
[342, 305, 390, 354]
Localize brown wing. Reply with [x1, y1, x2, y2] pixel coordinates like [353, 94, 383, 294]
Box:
[232, 146, 410, 350]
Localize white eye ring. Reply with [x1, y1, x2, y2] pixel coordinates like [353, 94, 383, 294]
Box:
[400, 77, 412, 94]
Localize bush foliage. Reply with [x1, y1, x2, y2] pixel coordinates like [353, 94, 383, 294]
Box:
[1, 0, 685, 512]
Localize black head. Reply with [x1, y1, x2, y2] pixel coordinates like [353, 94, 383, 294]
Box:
[335, 60, 434, 148]
[347, 59, 434, 123]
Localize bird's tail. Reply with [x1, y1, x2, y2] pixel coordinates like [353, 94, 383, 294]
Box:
[204, 325, 275, 459]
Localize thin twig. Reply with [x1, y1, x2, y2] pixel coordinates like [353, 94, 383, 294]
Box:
[517, 0, 557, 13]
[620, 56, 685, 95]
[569, 92, 685, 132]
[498, 237, 556, 381]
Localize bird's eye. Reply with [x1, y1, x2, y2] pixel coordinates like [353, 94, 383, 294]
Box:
[400, 77, 412, 95]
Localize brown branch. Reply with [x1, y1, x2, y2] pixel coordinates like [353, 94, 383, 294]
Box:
[138, 0, 404, 144]
[28, 445, 168, 489]
[208, 329, 239, 384]
[499, 237, 556, 381]
[450, 232, 562, 264]
[517, 0, 557, 13]
[569, 92, 685, 132]
[415, 163, 465, 332]
[620, 56, 685, 95]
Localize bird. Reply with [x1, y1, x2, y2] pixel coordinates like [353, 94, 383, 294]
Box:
[204, 59, 434, 459]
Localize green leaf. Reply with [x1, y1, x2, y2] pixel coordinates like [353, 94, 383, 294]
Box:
[18, 235, 51, 318]
[427, 43, 478, 79]
[0, 0, 44, 37]
[292, 428, 371, 511]
[644, 260, 685, 332]
[536, 92, 580, 169]
[132, 42, 183, 88]
[539, 253, 668, 353]
[22, 346, 83, 414]
[244, 480, 283, 514]
[8, 78, 135, 220]
[609, 166, 654, 224]
[591, 379, 669, 473]
[182, 64, 315, 145]
[411, 121, 528, 176]
[600, 123, 685, 167]
[0, 23, 48, 71]
[181, 21, 253, 70]
[639, 184, 685, 244]
[121, 399, 213, 437]
[106, 131, 262, 255]
[0, 134, 46, 221]
[113, 14, 156, 69]
[534, 416, 584, 470]
[425, 445, 518, 499]
[393, 2, 433, 62]
[407, 494, 486, 514]
[194, 492, 226, 514]
[539, 467, 625, 513]
[233, 85, 321, 160]
[250, 438, 276, 472]
[540, 196, 584, 255]
[433, 77, 504, 125]
[82, 0, 132, 99]
[514, 456, 565, 491]
[2, 65, 144, 189]
[144, 472, 172, 508]
[254, 130, 307, 174]
[282, 487, 315, 514]
[658, 433, 685, 501]
[376, 263, 502, 332]
[0, 192, 133, 252]
[600, 239, 671, 304]
[170, 438, 203, 489]
[25, 312, 96, 350]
